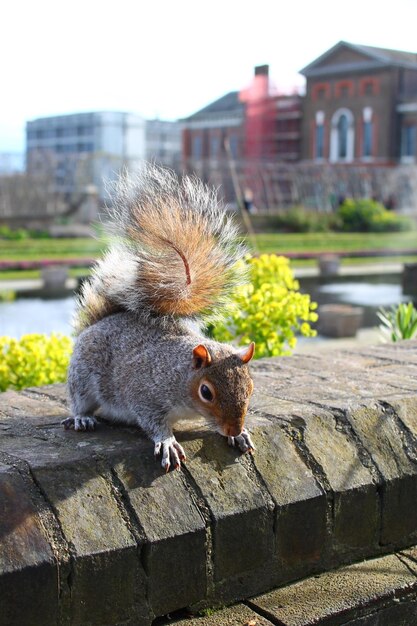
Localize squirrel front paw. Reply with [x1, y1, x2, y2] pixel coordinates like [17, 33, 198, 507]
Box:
[61, 416, 97, 431]
[154, 436, 186, 472]
[227, 428, 255, 454]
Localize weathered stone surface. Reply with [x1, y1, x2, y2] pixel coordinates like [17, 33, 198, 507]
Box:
[33, 461, 149, 626]
[182, 432, 275, 601]
[114, 448, 207, 617]
[172, 604, 274, 625]
[346, 403, 417, 546]
[248, 553, 417, 626]
[299, 406, 379, 559]
[26, 382, 69, 403]
[0, 465, 58, 626]
[0, 339, 417, 624]
[0, 388, 67, 424]
[248, 417, 327, 579]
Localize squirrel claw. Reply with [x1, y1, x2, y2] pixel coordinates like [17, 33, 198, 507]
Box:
[227, 428, 255, 454]
[154, 437, 186, 472]
[61, 416, 97, 431]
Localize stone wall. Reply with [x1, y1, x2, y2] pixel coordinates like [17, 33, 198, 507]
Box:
[1, 340, 417, 625]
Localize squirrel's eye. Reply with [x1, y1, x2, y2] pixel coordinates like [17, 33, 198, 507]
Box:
[199, 383, 214, 402]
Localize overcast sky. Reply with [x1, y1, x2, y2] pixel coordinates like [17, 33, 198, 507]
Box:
[2, 0, 417, 152]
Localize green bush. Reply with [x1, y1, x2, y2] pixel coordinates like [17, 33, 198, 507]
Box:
[0, 225, 51, 240]
[0, 333, 73, 392]
[210, 254, 318, 358]
[274, 206, 339, 233]
[337, 199, 411, 232]
[0, 225, 29, 240]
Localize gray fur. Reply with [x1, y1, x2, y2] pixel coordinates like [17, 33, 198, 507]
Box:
[67, 165, 255, 470]
[67, 312, 254, 469]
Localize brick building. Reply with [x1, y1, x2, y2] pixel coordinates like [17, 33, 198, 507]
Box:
[181, 91, 245, 170]
[182, 66, 302, 170]
[300, 41, 417, 164]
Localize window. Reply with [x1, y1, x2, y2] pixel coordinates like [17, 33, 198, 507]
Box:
[312, 83, 330, 101]
[401, 125, 416, 159]
[363, 122, 373, 157]
[336, 81, 353, 98]
[362, 108, 373, 158]
[315, 125, 324, 158]
[364, 82, 373, 96]
[315, 111, 325, 159]
[330, 109, 355, 162]
[228, 135, 238, 158]
[337, 115, 348, 158]
[192, 135, 202, 158]
[210, 136, 220, 157]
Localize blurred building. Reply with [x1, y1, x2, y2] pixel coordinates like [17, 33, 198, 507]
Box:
[182, 91, 246, 172]
[26, 111, 145, 200]
[145, 119, 182, 170]
[240, 65, 302, 162]
[300, 41, 417, 164]
[181, 66, 302, 169]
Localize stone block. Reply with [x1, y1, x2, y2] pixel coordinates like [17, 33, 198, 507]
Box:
[299, 407, 379, 559]
[0, 466, 58, 626]
[346, 404, 417, 546]
[347, 343, 417, 366]
[402, 262, 417, 297]
[318, 304, 364, 338]
[33, 462, 149, 626]
[248, 553, 417, 626]
[114, 448, 207, 617]
[182, 432, 275, 601]
[0, 389, 68, 425]
[174, 604, 274, 625]
[250, 421, 327, 580]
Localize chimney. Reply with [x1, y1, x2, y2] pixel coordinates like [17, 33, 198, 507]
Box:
[254, 64, 269, 77]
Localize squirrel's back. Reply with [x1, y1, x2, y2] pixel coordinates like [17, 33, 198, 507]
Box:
[74, 164, 246, 334]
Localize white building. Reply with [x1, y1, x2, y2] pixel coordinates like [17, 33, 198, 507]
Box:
[145, 118, 182, 171]
[26, 111, 145, 200]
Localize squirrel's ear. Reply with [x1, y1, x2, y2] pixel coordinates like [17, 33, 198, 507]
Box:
[192, 344, 212, 369]
[236, 342, 255, 364]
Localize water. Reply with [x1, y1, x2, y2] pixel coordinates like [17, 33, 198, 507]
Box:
[318, 281, 409, 308]
[0, 297, 76, 338]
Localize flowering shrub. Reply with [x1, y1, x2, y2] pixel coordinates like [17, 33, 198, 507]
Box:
[0, 333, 73, 392]
[337, 199, 411, 232]
[211, 254, 318, 358]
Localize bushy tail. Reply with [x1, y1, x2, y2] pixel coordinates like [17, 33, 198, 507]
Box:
[74, 163, 246, 334]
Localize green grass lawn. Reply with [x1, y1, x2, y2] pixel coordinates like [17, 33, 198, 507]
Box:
[0, 237, 104, 261]
[250, 231, 417, 254]
[0, 231, 416, 270]
[1, 231, 417, 258]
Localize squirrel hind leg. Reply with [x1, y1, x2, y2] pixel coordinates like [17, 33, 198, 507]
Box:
[61, 415, 97, 431]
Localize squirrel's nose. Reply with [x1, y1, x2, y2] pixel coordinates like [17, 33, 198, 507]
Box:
[226, 425, 242, 437]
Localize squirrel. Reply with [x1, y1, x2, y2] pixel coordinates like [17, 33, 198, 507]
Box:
[62, 163, 255, 471]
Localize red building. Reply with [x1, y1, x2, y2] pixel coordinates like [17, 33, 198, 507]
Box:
[181, 65, 302, 172]
[300, 41, 417, 164]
